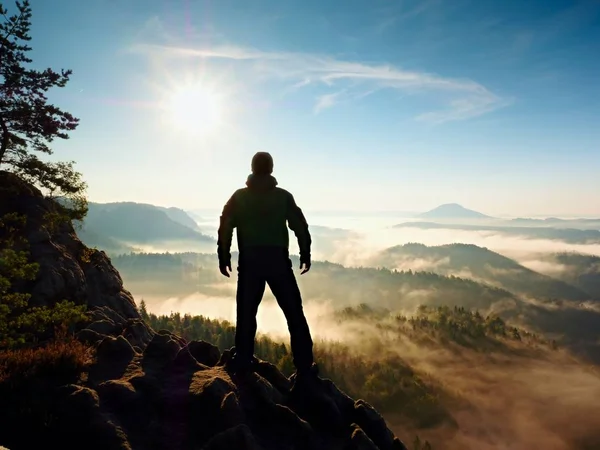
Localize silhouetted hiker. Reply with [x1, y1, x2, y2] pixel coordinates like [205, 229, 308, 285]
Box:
[217, 152, 317, 383]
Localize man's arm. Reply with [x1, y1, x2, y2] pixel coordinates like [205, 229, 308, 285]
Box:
[286, 193, 312, 272]
[217, 193, 237, 276]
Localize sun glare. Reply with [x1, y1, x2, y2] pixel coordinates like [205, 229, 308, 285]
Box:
[164, 83, 224, 135]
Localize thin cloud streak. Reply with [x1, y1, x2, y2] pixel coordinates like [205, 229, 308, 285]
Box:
[314, 91, 344, 114]
[132, 43, 510, 123]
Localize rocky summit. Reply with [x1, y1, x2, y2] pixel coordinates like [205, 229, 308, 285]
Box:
[49, 323, 409, 450]
[0, 172, 409, 450]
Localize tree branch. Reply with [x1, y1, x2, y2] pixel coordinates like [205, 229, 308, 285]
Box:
[0, 3, 26, 52]
[0, 115, 9, 164]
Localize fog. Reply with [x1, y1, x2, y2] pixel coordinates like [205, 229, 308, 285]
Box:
[129, 212, 600, 450]
[317, 226, 600, 267]
[139, 292, 600, 450]
[193, 214, 600, 269]
[400, 347, 600, 450]
[141, 294, 348, 343]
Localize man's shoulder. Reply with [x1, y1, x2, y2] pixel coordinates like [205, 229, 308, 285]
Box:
[231, 187, 247, 198]
[274, 187, 293, 198]
[232, 186, 293, 200]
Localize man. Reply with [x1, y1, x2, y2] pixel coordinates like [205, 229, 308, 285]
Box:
[217, 152, 317, 380]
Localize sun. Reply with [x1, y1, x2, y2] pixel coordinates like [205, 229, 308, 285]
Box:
[164, 83, 224, 135]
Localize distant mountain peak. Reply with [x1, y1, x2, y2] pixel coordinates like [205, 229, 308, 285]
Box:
[419, 203, 491, 219]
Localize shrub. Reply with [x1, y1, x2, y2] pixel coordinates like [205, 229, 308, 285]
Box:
[0, 330, 93, 387]
[0, 212, 87, 349]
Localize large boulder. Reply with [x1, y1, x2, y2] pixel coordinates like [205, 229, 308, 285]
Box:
[188, 340, 221, 367]
[353, 400, 396, 450]
[89, 335, 136, 383]
[50, 385, 131, 450]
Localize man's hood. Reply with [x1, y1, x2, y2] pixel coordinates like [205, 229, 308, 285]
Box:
[246, 174, 278, 190]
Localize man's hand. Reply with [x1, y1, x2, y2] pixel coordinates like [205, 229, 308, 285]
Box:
[219, 263, 232, 278]
[300, 259, 311, 275]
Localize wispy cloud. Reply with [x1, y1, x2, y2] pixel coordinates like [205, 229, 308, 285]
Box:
[375, 0, 439, 35]
[314, 91, 344, 114]
[132, 42, 510, 123]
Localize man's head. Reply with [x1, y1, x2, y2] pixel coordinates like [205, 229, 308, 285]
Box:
[251, 152, 274, 175]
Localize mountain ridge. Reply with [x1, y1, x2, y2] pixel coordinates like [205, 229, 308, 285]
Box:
[419, 203, 491, 220]
[76, 201, 215, 255]
[374, 243, 591, 302]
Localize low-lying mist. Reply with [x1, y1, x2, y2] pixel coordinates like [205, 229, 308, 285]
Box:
[118, 216, 600, 274]
[124, 214, 600, 450]
[141, 293, 346, 342]
[308, 226, 600, 267]
[140, 294, 600, 450]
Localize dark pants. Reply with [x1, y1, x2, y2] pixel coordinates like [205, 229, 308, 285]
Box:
[235, 247, 314, 371]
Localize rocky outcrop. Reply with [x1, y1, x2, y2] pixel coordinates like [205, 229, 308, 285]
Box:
[0, 171, 142, 322]
[1, 325, 409, 450]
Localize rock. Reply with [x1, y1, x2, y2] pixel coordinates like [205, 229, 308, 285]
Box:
[97, 379, 138, 409]
[142, 332, 182, 372]
[241, 372, 284, 407]
[217, 348, 233, 366]
[89, 336, 135, 383]
[171, 346, 206, 373]
[188, 340, 221, 367]
[76, 328, 104, 345]
[288, 377, 345, 433]
[123, 319, 153, 349]
[56, 384, 100, 410]
[97, 335, 135, 363]
[220, 391, 246, 428]
[96, 379, 150, 440]
[51, 385, 131, 450]
[87, 319, 121, 336]
[255, 359, 292, 393]
[353, 400, 396, 450]
[189, 370, 236, 412]
[393, 437, 410, 450]
[188, 369, 238, 442]
[128, 373, 162, 401]
[0, 171, 143, 322]
[320, 377, 357, 419]
[201, 424, 265, 450]
[165, 330, 187, 346]
[270, 403, 315, 446]
[89, 306, 127, 327]
[348, 424, 380, 450]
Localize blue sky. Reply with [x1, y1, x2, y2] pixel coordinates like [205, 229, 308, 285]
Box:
[25, 0, 600, 216]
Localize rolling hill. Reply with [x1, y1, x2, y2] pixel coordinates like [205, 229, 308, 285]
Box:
[157, 205, 202, 231]
[371, 243, 591, 302]
[77, 202, 215, 254]
[394, 221, 600, 244]
[533, 252, 600, 299]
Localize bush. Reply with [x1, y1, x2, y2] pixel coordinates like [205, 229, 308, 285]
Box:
[0, 331, 94, 449]
[0, 330, 93, 387]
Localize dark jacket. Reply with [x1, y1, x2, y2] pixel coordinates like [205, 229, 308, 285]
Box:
[217, 174, 311, 265]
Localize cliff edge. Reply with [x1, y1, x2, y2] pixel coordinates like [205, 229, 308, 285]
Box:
[0, 172, 409, 450]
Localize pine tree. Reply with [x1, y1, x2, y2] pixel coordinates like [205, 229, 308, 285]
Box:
[0, 213, 86, 349]
[139, 299, 149, 322]
[0, 0, 86, 221]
